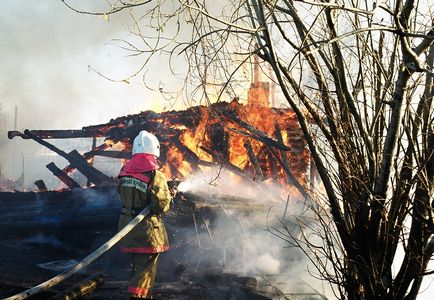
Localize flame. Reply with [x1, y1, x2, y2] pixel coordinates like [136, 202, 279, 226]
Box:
[228, 134, 249, 169]
[152, 100, 309, 188]
[178, 107, 212, 162]
[34, 94, 310, 193]
[79, 99, 307, 195]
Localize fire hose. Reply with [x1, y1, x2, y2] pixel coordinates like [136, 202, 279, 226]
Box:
[3, 207, 151, 300]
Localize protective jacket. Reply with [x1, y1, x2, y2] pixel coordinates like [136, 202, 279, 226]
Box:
[118, 168, 171, 253]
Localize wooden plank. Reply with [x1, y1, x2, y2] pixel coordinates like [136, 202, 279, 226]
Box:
[46, 162, 81, 189]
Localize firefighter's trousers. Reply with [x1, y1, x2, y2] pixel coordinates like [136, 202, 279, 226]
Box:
[128, 253, 160, 298]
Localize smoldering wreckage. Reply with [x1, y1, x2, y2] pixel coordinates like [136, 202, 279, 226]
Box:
[0, 79, 326, 299]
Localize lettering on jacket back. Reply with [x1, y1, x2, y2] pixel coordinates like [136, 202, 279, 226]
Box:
[119, 177, 149, 193]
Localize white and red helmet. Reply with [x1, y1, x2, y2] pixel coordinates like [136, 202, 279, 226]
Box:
[132, 130, 160, 157]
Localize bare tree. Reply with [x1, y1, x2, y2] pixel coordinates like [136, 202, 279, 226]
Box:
[63, 0, 434, 299]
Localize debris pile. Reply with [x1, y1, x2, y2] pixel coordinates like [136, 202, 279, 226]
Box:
[0, 186, 324, 299]
[2, 71, 321, 298]
[8, 100, 312, 193]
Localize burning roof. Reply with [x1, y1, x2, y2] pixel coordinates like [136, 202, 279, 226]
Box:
[8, 99, 311, 193]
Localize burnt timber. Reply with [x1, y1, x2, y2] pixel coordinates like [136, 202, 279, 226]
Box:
[7, 101, 310, 191]
[3, 101, 319, 298]
[0, 186, 326, 299]
[46, 162, 81, 189]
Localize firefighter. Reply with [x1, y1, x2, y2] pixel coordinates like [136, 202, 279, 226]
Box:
[118, 130, 171, 299]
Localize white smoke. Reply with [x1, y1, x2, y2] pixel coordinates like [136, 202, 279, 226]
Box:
[178, 166, 331, 298]
[255, 253, 280, 274]
[178, 166, 287, 204]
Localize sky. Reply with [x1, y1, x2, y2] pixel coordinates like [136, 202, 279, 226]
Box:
[0, 0, 184, 182]
[0, 1, 176, 130]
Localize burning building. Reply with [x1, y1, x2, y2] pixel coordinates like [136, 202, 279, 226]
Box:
[7, 100, 310, 194]
[0, 67, 324, 299]
[7, 53, 311, 194]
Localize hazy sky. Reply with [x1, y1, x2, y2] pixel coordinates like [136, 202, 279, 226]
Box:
[0, 0, 184, 181]
[0, 0, 177, 131]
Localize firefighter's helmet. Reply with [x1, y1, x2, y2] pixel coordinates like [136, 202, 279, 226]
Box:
[132, 130, 160, 157]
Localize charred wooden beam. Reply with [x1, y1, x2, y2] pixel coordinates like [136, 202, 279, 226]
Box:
[244, 141, 265, 180]
[156, 133, 201, 179]
[168, 162, 185, 180]
[227, 127, 291, 154]
[270, 125, 309, 199]
[23, 130, 114, 186]
[82, 110, 161, 133]
[274, 124, 293, 172]
[46, 162, 81, 189]
[34, 179, 48, 192]
[262, 144, 280, 180]
[222, 111, 290, 151]
[86, 150, 131, 159]
[8, 129, 98, 140]
[196, 154, 251, 183]
[68, 150, 115, 185]
[195, 207, 217, 247]
[172, 139, 200, 170]
[63, 143, 111, 174]
[208, 124, 230, 162]
[199, 145, 221, 163]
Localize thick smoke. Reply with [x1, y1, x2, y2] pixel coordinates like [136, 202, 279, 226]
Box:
[179, 167, 434, 299]
[178, 167, 288, 204]
[178, 167, 332, 298]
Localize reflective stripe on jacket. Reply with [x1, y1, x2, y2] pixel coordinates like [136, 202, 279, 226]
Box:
[118, 170, 171, 253]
